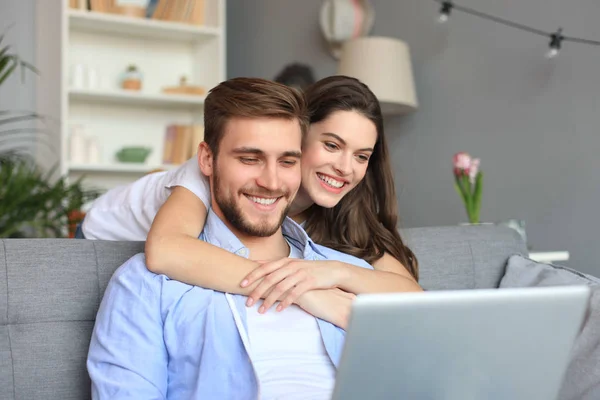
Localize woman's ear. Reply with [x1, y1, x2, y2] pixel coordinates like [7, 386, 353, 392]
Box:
[197, 142, 214, 177]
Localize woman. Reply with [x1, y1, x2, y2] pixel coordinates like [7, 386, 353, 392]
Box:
[141, 75, 421, 313]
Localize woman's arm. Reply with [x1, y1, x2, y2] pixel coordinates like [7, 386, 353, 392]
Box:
[295, 289, 356, 330]
[145, 186, 261, 294]
[145, 187, 352, 328]
[337, 252, 422, 294]
[145, 187, 353, 328]
[146, 187, 419, 329]
[243, 252, 422, 313]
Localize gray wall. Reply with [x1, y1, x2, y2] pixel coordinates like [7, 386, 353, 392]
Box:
[0, 0, 36, 154]
[228, 0, 600, 276]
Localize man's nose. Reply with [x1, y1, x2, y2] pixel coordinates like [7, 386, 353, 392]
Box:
[256, 163, 281, 191]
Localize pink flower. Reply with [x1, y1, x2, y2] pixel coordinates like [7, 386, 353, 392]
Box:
[453, 152, 471, 176]
[453, 152, 471, 169]
[469, 158, 480, 183]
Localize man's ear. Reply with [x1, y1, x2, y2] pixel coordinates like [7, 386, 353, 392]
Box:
[197, 142, 214, 177]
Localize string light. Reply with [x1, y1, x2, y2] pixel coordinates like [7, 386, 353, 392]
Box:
[547, 28, 563, 58]
[438, 1, 453, 23]
[433, 0, 600, 58]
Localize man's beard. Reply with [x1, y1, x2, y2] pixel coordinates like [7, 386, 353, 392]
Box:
[213, 169, 293, 237]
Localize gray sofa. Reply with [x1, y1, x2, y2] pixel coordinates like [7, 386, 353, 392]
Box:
[0, 225, 527, 399]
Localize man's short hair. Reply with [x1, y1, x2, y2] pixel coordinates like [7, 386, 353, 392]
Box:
[203, 77, 309, 157]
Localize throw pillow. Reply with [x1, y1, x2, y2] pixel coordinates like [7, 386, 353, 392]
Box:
[500, 255, 600, 400]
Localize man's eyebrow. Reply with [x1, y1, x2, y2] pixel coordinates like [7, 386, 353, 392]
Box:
[231, 147, 302, 158]
[231, 147, 264, 155]
[282, 150, 302, 159]
[321, 132, 374, 152]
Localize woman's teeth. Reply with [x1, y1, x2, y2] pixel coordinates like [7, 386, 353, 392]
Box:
[248, 196, 277, 205]
[317, 173, 344, 188]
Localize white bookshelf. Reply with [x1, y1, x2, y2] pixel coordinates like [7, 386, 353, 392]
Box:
[35, 0, 226, 192]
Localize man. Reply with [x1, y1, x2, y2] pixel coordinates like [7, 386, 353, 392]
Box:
[87, 78, 372, 399]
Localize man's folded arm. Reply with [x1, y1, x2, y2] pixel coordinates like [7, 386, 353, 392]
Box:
[87, 255, 168, 399]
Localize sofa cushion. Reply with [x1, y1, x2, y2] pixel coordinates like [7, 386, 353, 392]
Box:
[499, 255, 600, 400]
[403, 225, 527, 290]
[0, 239, 145, 400]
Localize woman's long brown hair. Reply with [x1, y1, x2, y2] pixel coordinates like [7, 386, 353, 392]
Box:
[302, 76, 419, 280]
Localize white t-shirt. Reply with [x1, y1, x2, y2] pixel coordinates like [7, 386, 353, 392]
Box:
[245, 242, 336, 399]
[82, 157, 211, 240]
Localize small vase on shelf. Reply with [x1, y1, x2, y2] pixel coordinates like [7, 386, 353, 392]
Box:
[122, 64, 142, 91]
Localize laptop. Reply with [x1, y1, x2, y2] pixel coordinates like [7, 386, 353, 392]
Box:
[332, 285, 591, 400]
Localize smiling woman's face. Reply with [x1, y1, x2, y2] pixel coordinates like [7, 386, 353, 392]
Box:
[291, 110, 378, 215]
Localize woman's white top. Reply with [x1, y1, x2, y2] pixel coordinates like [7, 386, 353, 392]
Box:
[82, 157, 210, 240]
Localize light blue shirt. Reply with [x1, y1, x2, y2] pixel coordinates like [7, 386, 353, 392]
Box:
[87, 210, 373, 399]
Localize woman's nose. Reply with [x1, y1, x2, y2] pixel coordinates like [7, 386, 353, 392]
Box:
[333, 153, 352, 176]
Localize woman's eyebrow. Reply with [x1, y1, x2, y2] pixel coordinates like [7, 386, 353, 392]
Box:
[321, 132, 374, 152]
[321, 132, 346, 145]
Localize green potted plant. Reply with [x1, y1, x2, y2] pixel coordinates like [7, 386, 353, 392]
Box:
[0, 156, 101, 237]
[0, 30, 101, 238]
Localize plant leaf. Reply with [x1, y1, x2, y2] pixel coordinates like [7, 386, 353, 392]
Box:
[473, 172, 483, 223]
[0, 57, 17, 86]
[0, 45, 10, 61]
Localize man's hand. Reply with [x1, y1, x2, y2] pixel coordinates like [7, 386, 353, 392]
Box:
[242, 258, 346, 313]
[295, 288, 356, 330]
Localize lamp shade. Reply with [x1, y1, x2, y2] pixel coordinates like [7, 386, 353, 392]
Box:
[337, 36, 418, 115]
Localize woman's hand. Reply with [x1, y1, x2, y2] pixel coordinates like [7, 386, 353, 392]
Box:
[242, 258, 345, 313]
[295, 289, 356, 329]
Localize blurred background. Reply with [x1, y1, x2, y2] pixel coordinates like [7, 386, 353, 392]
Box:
[1, 0, 599, 276]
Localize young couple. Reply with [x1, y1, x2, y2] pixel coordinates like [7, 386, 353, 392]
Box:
[88, 77, 423, 398]
[82, 75, 421, 316]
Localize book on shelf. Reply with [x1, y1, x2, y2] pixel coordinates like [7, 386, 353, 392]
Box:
[152, 0, 204, 26]
[89, 0, 151, 17]
[86, 0, 204, 25]
[69, 0, 87, 10]
[162, 124, 204, 165]
[89, 0, 112, 13]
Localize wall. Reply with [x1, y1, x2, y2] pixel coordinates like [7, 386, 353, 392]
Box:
[227, 0, 600, 276]
[0, 0, 37, 155]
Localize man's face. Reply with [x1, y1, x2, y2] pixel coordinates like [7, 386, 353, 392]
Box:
[200, 117, 303, 237]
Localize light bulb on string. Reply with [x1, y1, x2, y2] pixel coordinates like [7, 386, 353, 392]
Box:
[438, 1, 453, 23]
[546, 28, 563, 58]
[547, 48, 559, 58]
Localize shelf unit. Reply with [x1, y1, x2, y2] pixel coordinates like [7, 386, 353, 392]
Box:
[35, 0, 226, 192]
